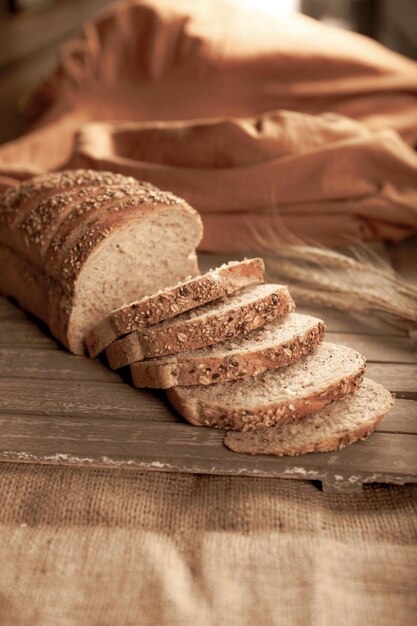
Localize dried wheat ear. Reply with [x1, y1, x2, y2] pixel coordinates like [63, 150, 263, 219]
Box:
[263, 243, 417, 331]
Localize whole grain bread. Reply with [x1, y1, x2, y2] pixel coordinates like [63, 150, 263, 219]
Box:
[0, 242, 51, 326]
[86, 258, 265, 358]
[0, 170, 203, 354]
[0, 170, 132, 234]
[224, 378, 394, 455]
[166, 342, 366, 431]
[131, 312, 325, 388]
[105, 283, 294, 369]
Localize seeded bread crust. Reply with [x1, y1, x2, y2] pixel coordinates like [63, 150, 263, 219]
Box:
[167, 343, 366, 431]
[106, 284, 294, 369]
[86, 258, 265, 358]
[49, 202, 201, 351]
[46, 186, 165, 277]
[0, 169, 181, 276]
[18, 186, 136, 265]
[47, 191, 185, 289]
[32, 185, 139, 265]
[0, 170, 202, 353]
[0, 170, 134, 234]
[168, 371, 364, 431]
[131, 314, 325, 388]
[224, 378, 394, 455]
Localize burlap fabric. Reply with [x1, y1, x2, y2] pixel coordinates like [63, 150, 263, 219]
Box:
[0, 462, 415, 626]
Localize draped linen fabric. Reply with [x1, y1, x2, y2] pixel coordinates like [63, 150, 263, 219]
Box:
[1, 0, 417, 249]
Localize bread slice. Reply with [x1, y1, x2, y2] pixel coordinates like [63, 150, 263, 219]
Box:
[105, 283, 294, 369]
[0, 170, 203, 354]
[86, 258, 265, 358]
[167, 343, 366, 431]
[224, 378, 394, 455]
[131, 312, 325, 389]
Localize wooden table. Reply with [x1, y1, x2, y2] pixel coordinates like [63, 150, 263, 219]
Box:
[0, 244, 416, 493]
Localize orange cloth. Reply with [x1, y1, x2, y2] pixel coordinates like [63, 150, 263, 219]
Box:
[1, 0, 417, 249]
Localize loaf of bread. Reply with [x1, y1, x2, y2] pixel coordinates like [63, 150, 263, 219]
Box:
[0, 171, 393, 458]
[0, 170, 203, 353]
[86, 258, 265, 357]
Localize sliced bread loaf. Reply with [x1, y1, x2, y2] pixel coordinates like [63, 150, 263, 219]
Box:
[166, 343, 365, 431]
[86, 258, 265, 358]
[0, 170, 203, 354]
[224, 378, 394, 455]
[131, 312, 325, 389]
[0, 170, 131, 232]
[105, 283, 294, 369]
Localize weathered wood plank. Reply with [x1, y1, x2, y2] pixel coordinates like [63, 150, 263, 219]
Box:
[0, 368, 414, 434]
[0, 307, 408, 357]
[375, 399, 417, 435]
[325, 332, 416, 363]
[313, 433, 417, 478]
[0, 360, 415, 418]
[0, 396, 414, 436]
[0, 362, 415, 421]
[297, 305, 408, 337]
[0, 377, 168, 420]
[0, 412, 415, 488]
[0, 319, 56, 349]
[0, 348, 122, 383]
[366, 363, 417, 398]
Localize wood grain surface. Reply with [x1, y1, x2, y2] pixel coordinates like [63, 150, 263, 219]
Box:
[0, 247, 416, 493]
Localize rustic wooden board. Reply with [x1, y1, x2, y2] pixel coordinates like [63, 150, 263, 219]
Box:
[0, 246, 416, 493]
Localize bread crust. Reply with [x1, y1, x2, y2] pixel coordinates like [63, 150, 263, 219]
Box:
[224, 379, 394, 454]
[17, 187, 106, 263]
[131, 318, 325, 388]
[51, 202, 201, 353]
[54, 193, 192, 290]
[0, 241, 51, 327]
[0, 170, 203, 353]
[44, 184, 150, 271]
[87, 258, 265, 357]
[105, 285, 294, 369]
[225, 414, 385, 455]
[0, 170, 133, 231]
[167, 367, 365, 431]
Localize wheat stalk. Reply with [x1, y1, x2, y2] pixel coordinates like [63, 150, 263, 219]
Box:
[265, 245, 417, 328]
[234, 189, 417, 334]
